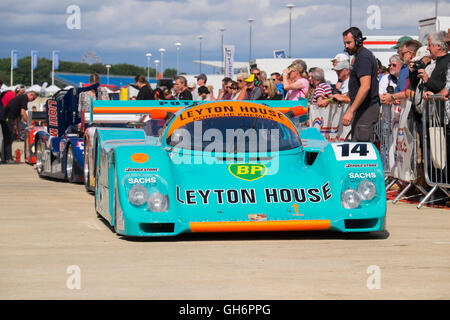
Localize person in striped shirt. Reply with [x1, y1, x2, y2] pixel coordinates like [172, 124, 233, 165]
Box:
[309, 68, 332, 106]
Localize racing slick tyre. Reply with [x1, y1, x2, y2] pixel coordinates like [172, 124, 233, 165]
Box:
[113, 185, 121, 235]
[83, 140, 90, 191]
[36, 139, 45, 177]
[66, 145, 75, 183]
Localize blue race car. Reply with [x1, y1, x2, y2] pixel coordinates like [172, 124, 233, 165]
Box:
[93, 100, 386, 237]
[35, 84, 98, 182]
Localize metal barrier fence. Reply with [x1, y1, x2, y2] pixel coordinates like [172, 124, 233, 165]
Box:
[418, 96, 450, 208]
[381, 100, 428, 206]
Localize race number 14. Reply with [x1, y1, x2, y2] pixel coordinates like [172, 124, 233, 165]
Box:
[332, 143, 377, 161]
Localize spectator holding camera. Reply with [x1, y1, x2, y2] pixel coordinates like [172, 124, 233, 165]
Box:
[330, 59, 351, 102]
[381, 40, 422, 104]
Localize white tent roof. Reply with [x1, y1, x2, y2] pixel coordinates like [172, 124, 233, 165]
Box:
[46, 85, 61, 93]
[28, 84, 42, 92]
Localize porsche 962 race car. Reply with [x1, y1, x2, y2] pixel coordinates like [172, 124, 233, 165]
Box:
[93, 100, 386, 237]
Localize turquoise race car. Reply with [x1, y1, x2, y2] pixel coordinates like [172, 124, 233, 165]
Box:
[92, 99, 386, 237]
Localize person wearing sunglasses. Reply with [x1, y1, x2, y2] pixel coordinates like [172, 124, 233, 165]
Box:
[233, 73, 248, 100]
[260, 80, 282, 100]
[282, 63, 309, 101]
[379, 54, 402, 95]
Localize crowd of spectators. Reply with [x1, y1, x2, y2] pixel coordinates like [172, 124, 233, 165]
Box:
[138, 27, 450, 145]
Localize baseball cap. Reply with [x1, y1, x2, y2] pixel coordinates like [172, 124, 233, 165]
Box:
[245, 74, 257, 83]
[392, 36, 412, 49]
[331, 53, 349, 62]
[412, 46, 430, 62]
[332, 60, 350, 71]
[195, 73, 207, 81]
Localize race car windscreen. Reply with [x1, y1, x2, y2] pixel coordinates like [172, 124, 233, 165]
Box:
[166, 116, 301, 153]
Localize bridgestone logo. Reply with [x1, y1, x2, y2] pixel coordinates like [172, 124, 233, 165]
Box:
[125, 168, 159, 172]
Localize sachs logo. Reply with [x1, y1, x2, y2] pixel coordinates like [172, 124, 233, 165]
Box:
[229, 163, 267, 181]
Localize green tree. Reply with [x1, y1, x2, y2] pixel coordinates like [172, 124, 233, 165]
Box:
[163, 68, 178, 79]
[0, 57, 158, 86]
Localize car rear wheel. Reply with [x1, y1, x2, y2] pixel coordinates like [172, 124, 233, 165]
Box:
[83, 141, 90, 191]
[36, 139, 44, 177]
[66, 145, 74, 183]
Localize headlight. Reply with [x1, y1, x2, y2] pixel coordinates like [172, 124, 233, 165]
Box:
[147, 192, 169, 212]
[341, 188, 361, 209]
[357, 180, 376, 201]
[128, 184, 149, 206]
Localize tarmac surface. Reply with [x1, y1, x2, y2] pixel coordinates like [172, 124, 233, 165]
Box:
[0, 162, 449, 300]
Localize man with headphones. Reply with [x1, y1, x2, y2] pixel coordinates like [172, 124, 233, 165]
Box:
[341, 27, 380, 142]
[244, 74, 263, 100]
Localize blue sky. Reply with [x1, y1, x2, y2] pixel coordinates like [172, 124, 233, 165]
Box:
[1, 0, 449, 74]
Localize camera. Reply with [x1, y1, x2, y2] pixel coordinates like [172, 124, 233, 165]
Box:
[386, 85, 395, 94]
[412, 60, 426, 73]
[328, 85, 341, 102]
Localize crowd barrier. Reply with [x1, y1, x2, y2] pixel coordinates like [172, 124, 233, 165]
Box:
[418, 96, 450, 208]
[382, 99, 429, 206]
[308, 102, 351, 142]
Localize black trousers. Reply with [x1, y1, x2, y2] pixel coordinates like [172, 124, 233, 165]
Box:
[0, 118, 14, 162]
[351, 103, 380, 143]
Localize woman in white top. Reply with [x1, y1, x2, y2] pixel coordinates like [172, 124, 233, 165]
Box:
[233, 72, 248, 100]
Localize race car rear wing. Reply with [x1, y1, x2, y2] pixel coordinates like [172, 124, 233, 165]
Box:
[88, 99, 308, 124]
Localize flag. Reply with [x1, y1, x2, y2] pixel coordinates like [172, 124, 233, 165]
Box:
[11, 50, 18, 69]
[223, 45, 235, 79]
[31, 50, 38, 70]
[53, 50, 60, 70]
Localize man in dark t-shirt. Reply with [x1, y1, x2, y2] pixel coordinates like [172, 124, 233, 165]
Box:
[175, 76, 193, 100]
[1, 91, 37, 163]
[342, 27, 380, 142]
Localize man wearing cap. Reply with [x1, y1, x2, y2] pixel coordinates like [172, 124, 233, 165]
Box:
[329, 59, 351, 105]
[331, 53, 350, 68]
[194, 73, 207, 100]
[381, 39, 422, 105]
[392, 36, 413, 54]
[244, 74, 263, 100]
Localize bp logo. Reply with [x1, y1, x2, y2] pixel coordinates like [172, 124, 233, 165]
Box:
[229, 163, 267, 181]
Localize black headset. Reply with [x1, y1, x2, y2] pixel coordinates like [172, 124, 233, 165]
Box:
[344, 27, 366, 53]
